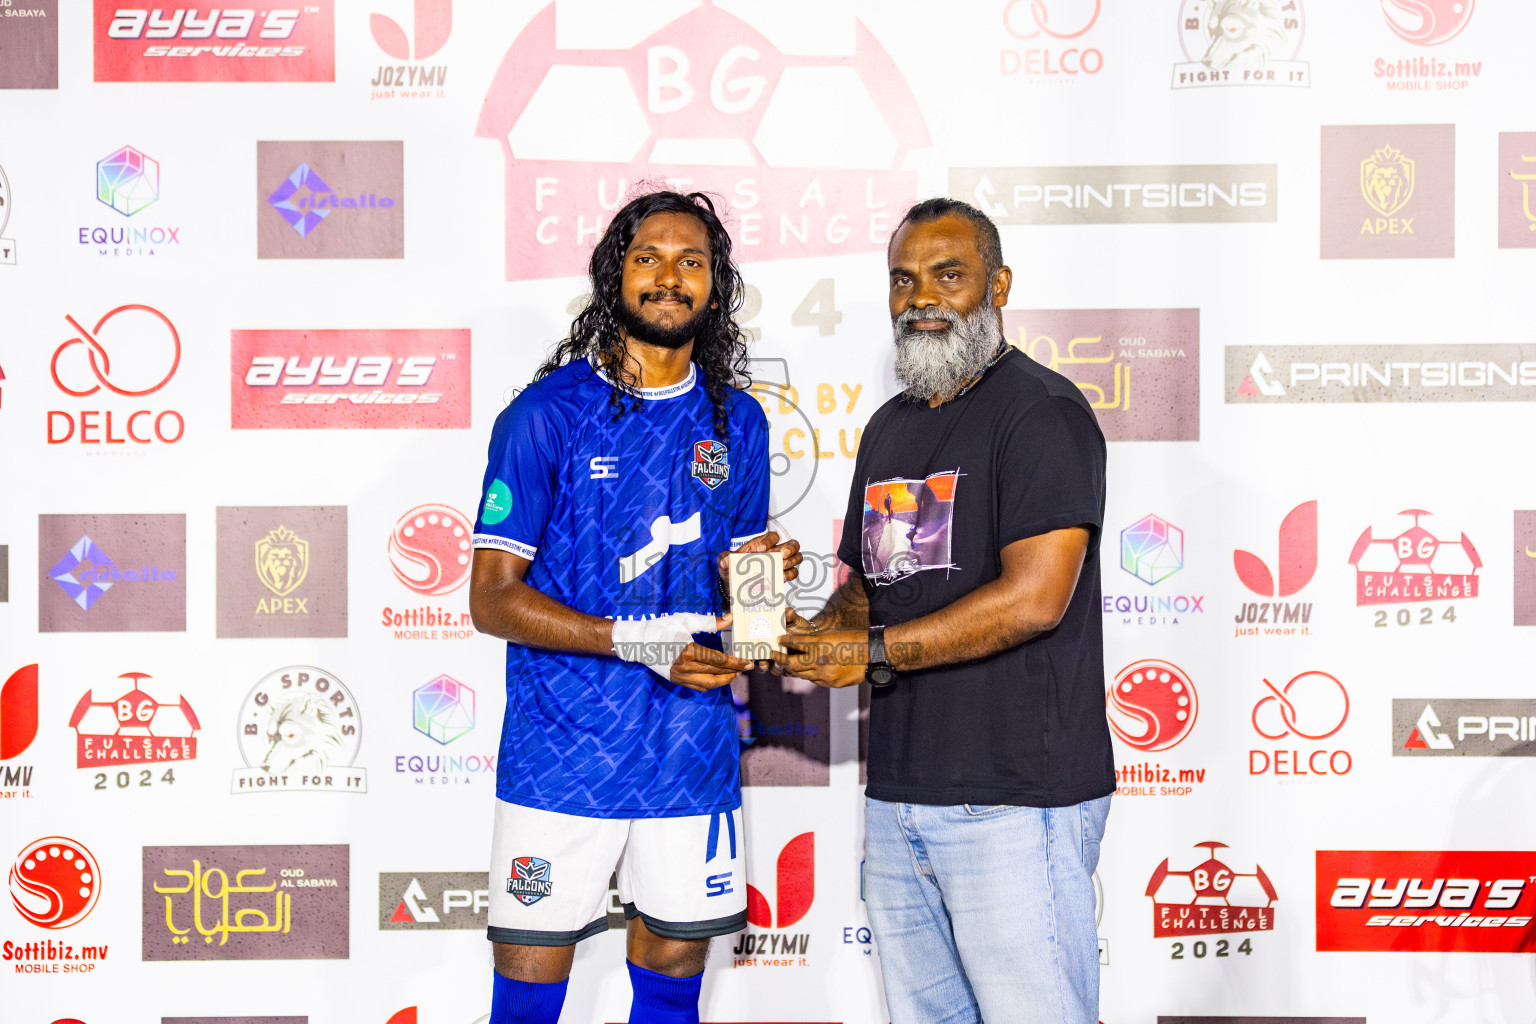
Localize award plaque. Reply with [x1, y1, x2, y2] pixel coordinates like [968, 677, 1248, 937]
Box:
[727, 551, 786, 660]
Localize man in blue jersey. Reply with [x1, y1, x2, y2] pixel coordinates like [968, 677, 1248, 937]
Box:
[469, 190, 800, 1024]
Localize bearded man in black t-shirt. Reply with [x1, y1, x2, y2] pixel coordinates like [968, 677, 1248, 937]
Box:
[771, 198, 1114, 1024]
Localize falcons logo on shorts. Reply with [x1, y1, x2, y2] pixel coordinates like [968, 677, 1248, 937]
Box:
[506, 856, 554, 906]
[691, 439, 730, 490]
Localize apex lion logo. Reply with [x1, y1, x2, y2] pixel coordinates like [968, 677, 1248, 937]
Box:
[1200, 0, 1291, 70]
[1360, 145, 1416, 217]
[261, 695, 343, 775]
[254, 526, 309, 597]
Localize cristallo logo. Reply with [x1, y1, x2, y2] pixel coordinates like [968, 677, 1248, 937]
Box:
[476, 2, 927, 280]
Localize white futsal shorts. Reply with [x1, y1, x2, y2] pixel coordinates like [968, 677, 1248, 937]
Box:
[487, 799, 748, 945]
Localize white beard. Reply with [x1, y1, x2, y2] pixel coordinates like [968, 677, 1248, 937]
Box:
[892, 303, 1003, 403]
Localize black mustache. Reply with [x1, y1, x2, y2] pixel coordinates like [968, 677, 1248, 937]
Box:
[641, 290, 694, 309]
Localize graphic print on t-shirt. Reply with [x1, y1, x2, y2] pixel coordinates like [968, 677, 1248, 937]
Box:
[860, 471, 960, 585]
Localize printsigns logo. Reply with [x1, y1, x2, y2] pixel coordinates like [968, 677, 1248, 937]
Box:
[1249, 671, 1352, 777]
[507, 857, 552, 907]
[69, 672, 199, 769]
[1317, 850, 1536, 952]
[232, 667, 366, 794]
[1000, 0, 1105, 80]
[1148, 842, 1277, 937]
[1321, 125, 1454, 259]
[1498, 134, 1536, 249]
[0, 1, 59, 89]
[94, 2, 335, 83]
[217, 507, 347, 639]
[1174, 0, 1309, 89]
[257, 142, 402, 258]
[1005, 309, 1199, 441]
[475, 3, 926, 280]
[1226, 344, 1536, 403]
[1107, 660, 1197, 752]
[49, 305, 185, 445]
[230, 328, 470, 429]
[390, 504, 472, 596]
[144, 844, 349, 960]
[379, 871, 488, 930]
[954, 166, 1276, 225]
[10, 837, 102, 928]
[413, 676, 474, 745]
[1348, 509, 1479, 606]
[38, 515, 186, 632]
[1394, 699, 1536, 756]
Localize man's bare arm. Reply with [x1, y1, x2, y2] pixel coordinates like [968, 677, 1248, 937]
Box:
[886, 527, 1089, 671]
[469, 548, 616, 655]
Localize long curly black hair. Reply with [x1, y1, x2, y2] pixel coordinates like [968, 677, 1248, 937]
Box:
[536, 190, 751, 438]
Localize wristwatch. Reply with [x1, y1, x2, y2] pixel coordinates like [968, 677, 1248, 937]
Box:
[866, 625, 898, 687]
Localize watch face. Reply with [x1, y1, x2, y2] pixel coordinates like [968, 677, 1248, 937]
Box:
[869, 666, 897, 687]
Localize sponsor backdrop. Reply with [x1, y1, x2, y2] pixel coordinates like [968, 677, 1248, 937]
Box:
[2, 2, 1535, 1023]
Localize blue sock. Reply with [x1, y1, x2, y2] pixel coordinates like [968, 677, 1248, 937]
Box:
[627, 960, 703, 1024]
[491, 970, 567, 1024]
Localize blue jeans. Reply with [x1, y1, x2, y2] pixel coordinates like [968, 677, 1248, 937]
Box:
[864, 795, 1111, 1024]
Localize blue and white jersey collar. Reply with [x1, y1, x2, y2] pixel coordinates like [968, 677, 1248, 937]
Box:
[589, 356, 697, 401]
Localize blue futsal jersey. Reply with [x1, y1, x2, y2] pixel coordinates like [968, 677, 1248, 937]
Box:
[472, 358, 769, 818]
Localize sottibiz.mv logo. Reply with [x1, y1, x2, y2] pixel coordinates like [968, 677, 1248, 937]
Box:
[1318, 851, 1536, 952]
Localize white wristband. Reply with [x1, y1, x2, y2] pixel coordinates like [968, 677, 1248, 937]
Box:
[611, 613, 720, 681]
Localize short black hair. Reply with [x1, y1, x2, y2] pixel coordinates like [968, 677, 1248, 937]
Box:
[889, 197, 1004, 277]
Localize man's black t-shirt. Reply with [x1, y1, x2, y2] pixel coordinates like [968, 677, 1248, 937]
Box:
[838, 345, 1115, 808]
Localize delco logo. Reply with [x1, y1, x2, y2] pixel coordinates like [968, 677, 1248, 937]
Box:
[231, 329, 470, 429]
[1317, 851, 1536, 952]
[94, 1, 335, 82]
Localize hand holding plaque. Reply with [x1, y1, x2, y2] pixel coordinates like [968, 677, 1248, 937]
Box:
[727, 551, 787, 661]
